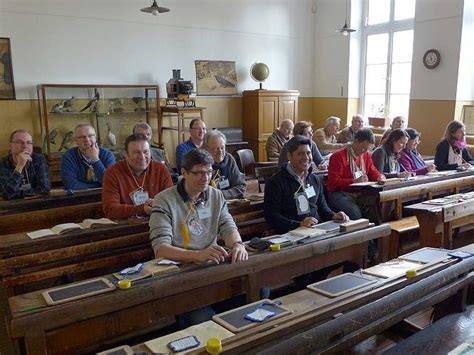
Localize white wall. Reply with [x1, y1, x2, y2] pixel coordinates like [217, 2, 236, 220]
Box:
[0, 0, 316, 99]
[410, 0, 464, 100]
[456, 0, 474, 101]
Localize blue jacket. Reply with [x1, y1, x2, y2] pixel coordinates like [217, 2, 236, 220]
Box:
[175, 139, 199, 173]
[0, 152, 51, 200]
[60, 147, 115, 190]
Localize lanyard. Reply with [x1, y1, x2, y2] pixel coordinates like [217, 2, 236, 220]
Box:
[126, 162, 148, 190]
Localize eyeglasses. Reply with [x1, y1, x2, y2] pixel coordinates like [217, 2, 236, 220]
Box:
[187, 169, 213, 177]
[191, 127, 207, 132]
[75, 134, 96, 140]
[11, 140, 33, 146]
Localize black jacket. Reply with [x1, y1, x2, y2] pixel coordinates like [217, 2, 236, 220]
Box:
[264, 165, 334, 233]
[434, 140, 474, 171]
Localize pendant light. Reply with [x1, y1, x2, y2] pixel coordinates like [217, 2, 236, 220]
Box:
[336, 0, 356, 36]
[141, 0, 170, 15]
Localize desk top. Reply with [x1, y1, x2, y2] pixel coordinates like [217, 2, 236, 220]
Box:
[0, 188, 102, 216]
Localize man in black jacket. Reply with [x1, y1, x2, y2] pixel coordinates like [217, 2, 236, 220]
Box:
[265, 135, 348, 232]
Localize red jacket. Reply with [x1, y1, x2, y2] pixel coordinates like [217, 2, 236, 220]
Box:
[327, 148, 382, 192]
[102, 160, 173, 219]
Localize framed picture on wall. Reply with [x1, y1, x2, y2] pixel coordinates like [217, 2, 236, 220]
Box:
[461, 105, 474, 135]
[0, 37, 16, 100]
[195, 60, 237, 96]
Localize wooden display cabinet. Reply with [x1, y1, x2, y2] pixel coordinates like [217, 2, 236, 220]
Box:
[242, 90, 299, 161]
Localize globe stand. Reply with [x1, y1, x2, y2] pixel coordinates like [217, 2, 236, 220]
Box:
[259, 82, 263, 90]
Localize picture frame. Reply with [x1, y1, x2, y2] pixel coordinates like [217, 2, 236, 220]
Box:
[195, 60, 237, 96]
[0, 37, 16, 100]
[461, 105, 474, 135]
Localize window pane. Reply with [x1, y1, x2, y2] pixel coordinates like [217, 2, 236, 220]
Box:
[366, 64, 387, 93]
[390, 63, 412, 93]
[365, 95, 386, 118]
[368, 0, 391, 25]
[367, 33, 389, 64]
[395, 0, 416, 20]
[392, 30, 414, 63]
[389, 94, 410, 118]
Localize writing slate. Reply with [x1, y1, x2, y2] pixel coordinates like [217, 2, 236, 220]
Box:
[42, 277, 116, 305]
[307, 273, 377, 298]
[398, 248, 449, 264]
[212, 299, 291, 333]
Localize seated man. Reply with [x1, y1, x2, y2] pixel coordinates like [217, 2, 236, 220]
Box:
[149, 149, 248, 326]
[204, 130, 246, 200]
[0, 129, 50, 200]
[265, 135, 348, 232]
[132, 122, 177, 181]
[175, 118, 207, 173]
[265, 119, 294, 161]
[327, 129, 385, 224]
[61, 124, 115, 190]
[278, 121, 325, 169]
[314, 116, 346, 155]
[337, 114, 364, 143]
[102, 133, 173, 219]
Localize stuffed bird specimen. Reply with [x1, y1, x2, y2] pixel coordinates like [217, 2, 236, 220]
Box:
[106, 122, 117, 147]
[80, 92, 100, 112]
[58, 131, 74, 151]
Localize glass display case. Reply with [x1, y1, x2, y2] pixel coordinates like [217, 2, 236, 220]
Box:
[37, 84, 160, 162]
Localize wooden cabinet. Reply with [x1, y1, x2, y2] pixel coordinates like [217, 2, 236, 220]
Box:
[242, 90, 299, 161]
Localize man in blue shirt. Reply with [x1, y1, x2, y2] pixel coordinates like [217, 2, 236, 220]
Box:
[175, 118, 206, 173]
[60, 123, 115, 190]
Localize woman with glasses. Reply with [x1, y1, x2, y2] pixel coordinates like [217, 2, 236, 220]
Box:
[204, 130, 246, 200]
[399, 128, 436, 175]
[0, 129, 50, 199]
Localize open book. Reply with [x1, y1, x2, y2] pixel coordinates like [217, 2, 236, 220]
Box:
[27, 218, 117, 239]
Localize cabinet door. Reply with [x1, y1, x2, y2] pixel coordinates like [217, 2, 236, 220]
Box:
[278, 96, 298, 126]
[259, 96, 278, 138]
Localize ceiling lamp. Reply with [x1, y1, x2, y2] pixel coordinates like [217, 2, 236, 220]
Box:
[141, 0, 170, 15]
[336, 0, 355, 36]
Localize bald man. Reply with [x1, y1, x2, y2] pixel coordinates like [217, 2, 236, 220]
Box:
[265, 119, 294, 161]
[337, 114, 364, 143]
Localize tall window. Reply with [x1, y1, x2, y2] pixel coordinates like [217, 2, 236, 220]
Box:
[362, 0, 416, 123]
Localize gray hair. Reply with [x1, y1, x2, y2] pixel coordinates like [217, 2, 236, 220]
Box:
[204, 129, 227, 149]
[325, 116, 341, 127]
[132, 122, 152, 133]
[74, 123, 95, 135]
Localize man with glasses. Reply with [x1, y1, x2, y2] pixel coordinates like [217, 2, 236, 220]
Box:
[102, 133, 173, 219]
[0, 129, 50, 199]
[149, 149, 247, 326]
[337, 114, 364, 143]
[204, 130, 245, 200]
[265, 119, 294, 161]
[175, 118, 207, 173]
[61, 123, 115, 190]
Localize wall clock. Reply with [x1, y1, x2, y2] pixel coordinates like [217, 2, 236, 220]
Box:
[423, 49, 441, 69]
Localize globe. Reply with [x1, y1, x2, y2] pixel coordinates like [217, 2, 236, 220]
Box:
[250, 62, 270, 89]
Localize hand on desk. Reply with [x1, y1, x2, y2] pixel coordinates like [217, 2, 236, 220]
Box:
[353, 174, 368, 183]
[300, 217, 318, 228]
[333, 211, 350, 222]
[143, 199, 154, 215]
[198, 245, 229, 264]
[231, 243, 248, 263]
[398, 171, 414, 179]
[426, 163, 437, 173]
[377, 175, 386, 182]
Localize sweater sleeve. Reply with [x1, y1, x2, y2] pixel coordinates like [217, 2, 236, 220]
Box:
[434, 140, 459, 171]
[92, 149, 115, 184]
[365, 153, 383, 180]
[314, 129, 345, 154]
[264, 177, 301, 231]
[175, 143, 187, 174]
[31, 154, 51, 194]
[149, 195, 174, 255]
[327, 151, 354, 191]
[311, 141, 324, 166]
[61, 150, 101, 190]
[371, 148, 386, 175]
[221, 156, 246, 200]
[0, 167, 22, 200]
[102, 168, 146, 219]
[462, 147, 474, 164]
[265, 134, 280, 161]
[313, 176, 335, 221]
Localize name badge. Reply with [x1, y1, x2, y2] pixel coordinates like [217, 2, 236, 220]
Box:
[20, 183, 32, 191]
[354, 170, 363, 179]
[129, 190, 149, 206]
[295, 192, 310, 215]
[305, 185, 316, 198]
[197, 206, 212, 219]
[218, 178, 230, 189]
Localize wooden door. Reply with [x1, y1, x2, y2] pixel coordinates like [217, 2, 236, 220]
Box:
[278, 96, 298, 126]
[259, 96, 278, 139]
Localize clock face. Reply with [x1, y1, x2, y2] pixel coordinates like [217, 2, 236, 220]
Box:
[423, 49, 440, 69]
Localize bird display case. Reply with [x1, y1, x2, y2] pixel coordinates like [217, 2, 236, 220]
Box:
[37, 84, 160, 163]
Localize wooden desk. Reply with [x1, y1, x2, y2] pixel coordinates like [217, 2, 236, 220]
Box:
[350, 171, 474, 220]
[129, 248, 473, 354]
[0, 189, 103, 235]
[159, 106, 205, 145]
[6, 225, 390, 354]
[405, 198, 474, 248]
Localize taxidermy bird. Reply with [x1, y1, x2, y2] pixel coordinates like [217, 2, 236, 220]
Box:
[49, 128, 59, 144]
[50, 102, 64, 113]
[109, 98, 124, 113]
[58, 131, 74, 151]
[105, 122, 117, 148]
[79, 92, 100, 112]
[214, 75, 235, 88]
[62, 96, 75, 112]
[132, 96, 144, 105]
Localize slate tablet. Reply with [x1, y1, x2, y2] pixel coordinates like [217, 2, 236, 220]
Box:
[42, 277, 116, 306]
[307, 273, 377, 298]
[398, 248, 449, 264]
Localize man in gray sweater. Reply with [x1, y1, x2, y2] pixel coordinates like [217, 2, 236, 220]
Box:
[149, 149, 247, 264]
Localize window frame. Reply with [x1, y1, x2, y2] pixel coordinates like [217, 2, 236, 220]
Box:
[360, 0, 415, 123]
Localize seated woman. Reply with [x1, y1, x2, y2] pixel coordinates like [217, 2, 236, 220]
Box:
[380, 116, 405, 146]
[434, 121, 474, 171]
[372, 129, 413, 178]
[399, 128, 436, 175]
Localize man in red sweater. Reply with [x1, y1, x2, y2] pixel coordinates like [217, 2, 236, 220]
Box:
[102, 133, 173, 219]
[327, 129, 385, 224]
